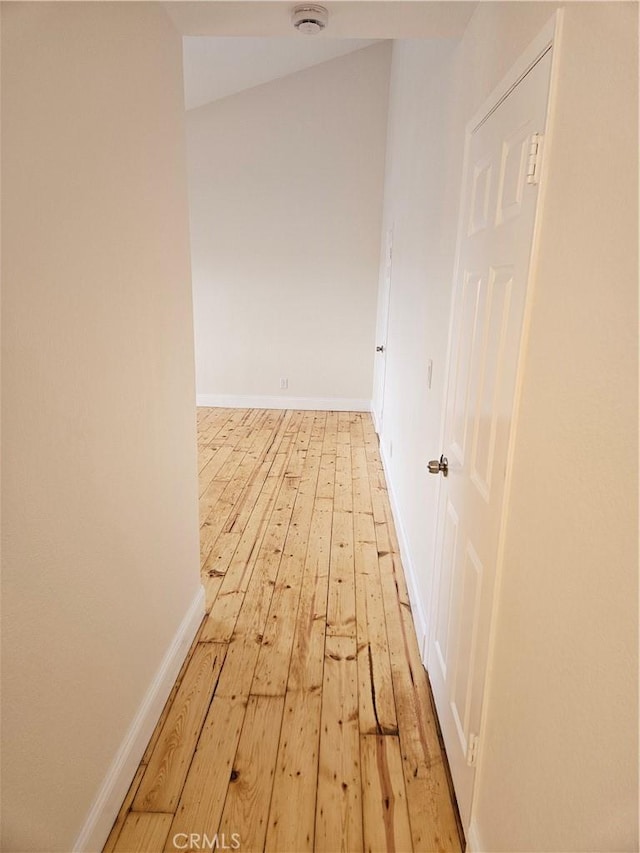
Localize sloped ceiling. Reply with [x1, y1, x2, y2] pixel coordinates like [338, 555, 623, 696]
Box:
[183, 37, 381, 109]
[167, 2, 476, 110]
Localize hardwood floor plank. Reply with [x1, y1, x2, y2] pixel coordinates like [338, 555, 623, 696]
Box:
[197, 444, 216, 475]
[388, 595, 461, 852]
[200, 589, 245, 644]
[287, 502, 332, 693]
[334, 415, 353, 514]
[360, 734, 413, 853]
[199, 413, 285, 566]
[114, 813, 173, 853]
[200, 531, 242, 584]
[201, 571, 225, 616]
[402, 759, 462, 853]
[265, 691, 323, 853]
[133, 643, 227, 813]
[251, 424, 321, 696]
[352, 447, 374, 515]
[220, 411, 288, 534]
[315, 634, 363, 853]
[326, 510, 356, 638]
[316, 451, 336, 503]
[197, 409, 242, 453]
[217, 695, 285, 852]
[200, 410, 273, 504]
[204, 414, 295, 603]
[265, 419, 332, 851]
[165, 696, 247, 852]
[201, 410, 301, 644]
[354, 510, 398, 736]
[198, 410, 259, 496]
[214, 472, 301, 700]
[199, 478, 230, 529]
[323, 410, 338, 453]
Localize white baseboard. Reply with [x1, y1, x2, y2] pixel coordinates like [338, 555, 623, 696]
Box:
[196, 394, 372, 412]
[378, 443, 429, 659]
[73, 586, 206, 853]
[466, 819, 483, 852]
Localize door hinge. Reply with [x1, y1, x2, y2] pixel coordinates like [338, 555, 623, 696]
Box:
[466, 733, 480, 767]
[526, 132, 544, 185]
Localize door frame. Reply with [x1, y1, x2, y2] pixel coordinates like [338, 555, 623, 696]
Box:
[372, 225, 394, 436]
[427, 11, 565, 847]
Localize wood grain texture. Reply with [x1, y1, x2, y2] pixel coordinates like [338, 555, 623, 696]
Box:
[265, 691, 322, 853]
[355, 509, 398, 736]
[133, 643, 227, 813]
[165, 696, 247, 852]
[326, 510, 357, 639]
[217, 694, 285, 851]
[315, 634, 363, 853]
[113, 813, 173, 853]
[105, 409, 462, 853]
[361, 734, 413, 853]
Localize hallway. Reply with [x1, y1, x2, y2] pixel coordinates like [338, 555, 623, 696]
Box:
[104, 408, 461, 852]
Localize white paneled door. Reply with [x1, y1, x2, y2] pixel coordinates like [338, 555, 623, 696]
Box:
[427, 47, 553, 827]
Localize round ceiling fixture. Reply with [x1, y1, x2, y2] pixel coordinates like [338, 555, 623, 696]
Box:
[291, 4, 328, 35]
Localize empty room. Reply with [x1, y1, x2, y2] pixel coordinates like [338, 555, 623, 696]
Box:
[1, 2, 638, 853]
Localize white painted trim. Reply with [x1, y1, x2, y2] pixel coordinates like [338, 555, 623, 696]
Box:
[370, 405, 379, 434]
[468, 11, 560, 133]
[73, 586, 206, 853]
[196, 394, 372, 412]
[378, 442, 429, 655]
[466, 820, 484, 853]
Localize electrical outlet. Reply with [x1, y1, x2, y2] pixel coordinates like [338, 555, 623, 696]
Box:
[279, 378, 288, 390]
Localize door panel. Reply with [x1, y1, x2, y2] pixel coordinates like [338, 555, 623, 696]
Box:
[451, 541, 483, 749]
[468, 160, 492, 236]
[450, 271, 482, 466]
[433, 498, 459, 680]
[470, 265, 514, 500]
[496, 127, 531, 224]
[428, 47, 553, 828]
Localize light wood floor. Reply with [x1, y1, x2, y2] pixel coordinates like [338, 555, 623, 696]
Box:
[104, 409, 462, 853]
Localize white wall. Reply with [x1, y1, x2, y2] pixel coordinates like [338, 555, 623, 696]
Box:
[375, 3, 638, 851]
[372, 38, 457, 638]
[187, 44, 391, 408]
[1, 4, 202, 851]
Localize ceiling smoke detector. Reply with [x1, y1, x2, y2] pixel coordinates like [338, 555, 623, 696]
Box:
[291, 5, 328, 35]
